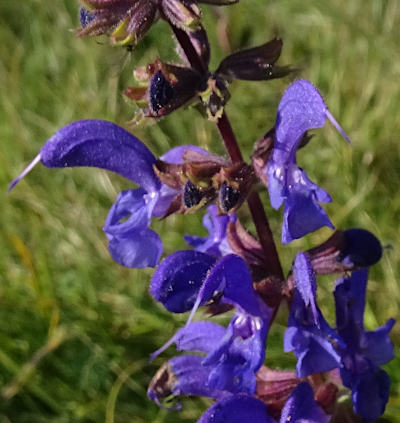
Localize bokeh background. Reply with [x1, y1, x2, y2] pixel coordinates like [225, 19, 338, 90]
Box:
[0, 0, 399, 421]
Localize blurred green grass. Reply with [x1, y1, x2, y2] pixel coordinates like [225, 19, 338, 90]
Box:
[0, 0, 399, 421]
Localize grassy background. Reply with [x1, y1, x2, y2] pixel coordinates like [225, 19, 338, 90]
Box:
[0, 0, 399, 421]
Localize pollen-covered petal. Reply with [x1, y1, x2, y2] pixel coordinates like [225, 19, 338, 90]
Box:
[40, 119, 160, 193]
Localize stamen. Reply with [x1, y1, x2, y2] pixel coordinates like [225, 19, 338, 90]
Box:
[325, 109, 352, 146]
[150, 334, 177, 363]
[150, 280, 206, 362]
[8, 153, 41, 193]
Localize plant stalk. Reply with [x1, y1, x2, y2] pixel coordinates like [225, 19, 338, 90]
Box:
[172, 25, 284, 281]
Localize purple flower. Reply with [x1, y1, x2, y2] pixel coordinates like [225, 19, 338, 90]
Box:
[284, 252, 342, 377]
[9, 119, 204, 268]
[149, 254, 271, 399]
[197, 382, 329, 423]
[149, 315, 268, 404]
[147, 353, 230, 409]
[266, 80, 351, 244]
[334, 269, 395, 421]
[151, 252, 269, 316]
[184, 205, 235, 257]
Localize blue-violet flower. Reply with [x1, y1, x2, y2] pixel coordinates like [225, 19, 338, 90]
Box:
[266, 79, 351, 243]
[9, 119, 206, 269]
[334, 269, 395, 421]
[284, 252, 342, 377]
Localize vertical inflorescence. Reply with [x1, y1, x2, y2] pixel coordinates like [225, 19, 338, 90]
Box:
[10, 1, 394, 422]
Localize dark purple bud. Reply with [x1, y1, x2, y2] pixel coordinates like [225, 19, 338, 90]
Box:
[183, 27, 211, 68]
[183, 180, 203, 208]
[133, 60, 205, 118]
[307, 229, 383, 275]
[149, 71, 175, 114]
[218, 182, 240, 213]
[200, 77, 230, 120]
[217, 38, 292, 81]
[215, 162, 256, 213]
[339, 228, 382, 268]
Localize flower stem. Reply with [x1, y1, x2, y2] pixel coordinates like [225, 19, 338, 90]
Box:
[216, 112, 244, 163]
[168, 24, 206, 74]
[216, 112, 284, 281]
[171, 24, 284, 281]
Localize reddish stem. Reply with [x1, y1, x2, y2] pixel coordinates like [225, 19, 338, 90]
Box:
[217, 113, 284, 280]
[170, 24, 284, 281]
[216, 112, 244, 164]
[169, 24, 206, 74]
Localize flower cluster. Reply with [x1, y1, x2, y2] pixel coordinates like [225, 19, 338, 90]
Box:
[10, 1, 395, 422]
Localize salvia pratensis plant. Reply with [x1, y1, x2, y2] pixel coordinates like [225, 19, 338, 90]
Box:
[10, 1, 395, 422]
